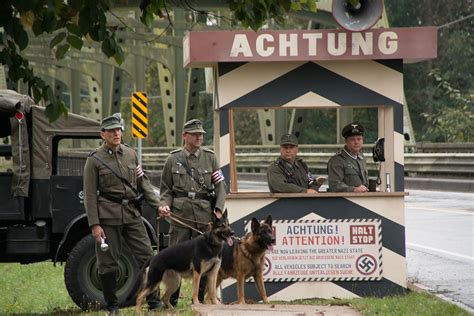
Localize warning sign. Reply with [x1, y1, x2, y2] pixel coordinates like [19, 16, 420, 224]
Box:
[256, 219, 382, 282]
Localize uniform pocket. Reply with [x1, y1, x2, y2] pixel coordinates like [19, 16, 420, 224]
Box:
[98, 168, 118, 188]
[344, 165, 362, 185]
[171, 166, 187, 189]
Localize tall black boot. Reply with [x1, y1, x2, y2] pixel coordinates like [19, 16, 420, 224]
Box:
[170, 282, 181, 307]
[198, 275, 207, 303]
[99, 271, 119, 315]
[147, 289, 164, 311]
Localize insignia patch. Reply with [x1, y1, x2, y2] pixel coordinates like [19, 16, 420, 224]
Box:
[211, 169, 224, 184]
[136, 165, 144, 177]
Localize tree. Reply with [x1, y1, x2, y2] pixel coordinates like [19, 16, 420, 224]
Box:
[385, 0, 473, 142]
[0, 0, 317, 122]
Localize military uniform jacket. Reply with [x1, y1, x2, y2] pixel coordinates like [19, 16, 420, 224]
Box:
[327, 147, 368, 192]
[83, 143, 160, 227]
[159, 147, 226, 226]
[267, 157, 319, 193]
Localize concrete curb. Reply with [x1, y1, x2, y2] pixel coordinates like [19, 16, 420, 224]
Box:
[408, 282, 474, 315]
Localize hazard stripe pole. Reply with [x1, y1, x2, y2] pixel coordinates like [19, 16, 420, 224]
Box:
[132, 92, 148, 165]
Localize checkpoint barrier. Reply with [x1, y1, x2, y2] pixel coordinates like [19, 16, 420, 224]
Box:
[184, 25, 437, 301]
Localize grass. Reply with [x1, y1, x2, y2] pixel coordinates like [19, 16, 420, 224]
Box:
[0, 262, 470, 315]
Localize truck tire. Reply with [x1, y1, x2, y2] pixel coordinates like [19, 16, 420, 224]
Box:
[64, 235, 139, 310]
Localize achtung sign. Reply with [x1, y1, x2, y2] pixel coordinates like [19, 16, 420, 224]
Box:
[183, 27, 437, 67]
[253, 219, 383, 282]
[131, 92, 148, 138]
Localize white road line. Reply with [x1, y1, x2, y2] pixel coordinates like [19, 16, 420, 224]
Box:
[405, 205, 473, 215]
[407, 242, 474, 262]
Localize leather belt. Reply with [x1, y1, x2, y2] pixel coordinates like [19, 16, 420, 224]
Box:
[99, 192, 133, 205]
[174, 191, 209, 200]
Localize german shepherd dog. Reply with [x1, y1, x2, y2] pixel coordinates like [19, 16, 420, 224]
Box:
[132, 211, 234, 311]
[217, 215, 275, 304]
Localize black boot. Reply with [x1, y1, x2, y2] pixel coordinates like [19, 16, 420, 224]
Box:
[147, 290, 164, 311]
[100, 271, 119, 315]
[198, 275, 207, 303]
[170, 283, 181, 307]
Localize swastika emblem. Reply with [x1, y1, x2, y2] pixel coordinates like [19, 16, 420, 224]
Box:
[263, 256, 272, 276]
[356, 254, 377, 275]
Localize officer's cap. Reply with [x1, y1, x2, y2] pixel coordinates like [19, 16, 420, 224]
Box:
[183, 119, 206, 134]
[342, 122, 364, 138]
[101, 113, 124, 130]
[280, 134, 298, 146]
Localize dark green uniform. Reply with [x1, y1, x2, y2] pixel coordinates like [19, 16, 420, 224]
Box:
[327, 147, 368, 192]
[267, 157, 320, 193]
[160, 147, 226, 246]
[84, 143, 159, 274]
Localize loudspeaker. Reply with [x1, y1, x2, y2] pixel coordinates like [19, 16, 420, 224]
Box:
[332, 0, 384, 32]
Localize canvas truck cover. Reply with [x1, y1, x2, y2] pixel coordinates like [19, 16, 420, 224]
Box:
[0, 89, 35, 197]
[31, 105, 100, 180]
[0, 89, 101, 196]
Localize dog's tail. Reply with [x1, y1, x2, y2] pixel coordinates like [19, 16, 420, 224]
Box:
[126, 257, 152, 302]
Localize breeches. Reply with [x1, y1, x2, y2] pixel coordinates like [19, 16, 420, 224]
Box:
[95, 219, 153, 274]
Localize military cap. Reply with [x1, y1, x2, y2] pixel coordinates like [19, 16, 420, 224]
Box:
[280, 133, 298, 146]
[183, 119, 206, 133]
[101, 113, 124, 130]
[342, 122, 364, 138]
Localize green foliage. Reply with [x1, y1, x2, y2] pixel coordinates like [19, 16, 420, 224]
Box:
[1, 0, 317, 122]
[385, 0, 473, 143]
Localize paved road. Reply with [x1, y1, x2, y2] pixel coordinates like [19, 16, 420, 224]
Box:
[405, 190, 474, 311]
[237, 181, 474, 310]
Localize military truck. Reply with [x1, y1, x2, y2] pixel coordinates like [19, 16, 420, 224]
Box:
[0, 90, 165, 309]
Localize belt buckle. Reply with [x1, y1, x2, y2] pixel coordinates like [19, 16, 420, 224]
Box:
[122, 199, 129, 205]
[188, 192, 196, 199]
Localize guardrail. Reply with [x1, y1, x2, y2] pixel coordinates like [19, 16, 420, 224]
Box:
[140, 146, 474, 178]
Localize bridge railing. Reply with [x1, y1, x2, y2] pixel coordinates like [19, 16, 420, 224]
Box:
[140, 143, 474, 178]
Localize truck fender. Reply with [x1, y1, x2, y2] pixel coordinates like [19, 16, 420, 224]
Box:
[54, 214, 89, 265]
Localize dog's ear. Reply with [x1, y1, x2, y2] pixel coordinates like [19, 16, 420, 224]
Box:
[265, 215, 272, 226]
[222, 209, 228, 219]
[251, 217, 260, 233]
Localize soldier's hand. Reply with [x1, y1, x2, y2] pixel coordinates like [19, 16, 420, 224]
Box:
[306, 188, 318, 193]
[353, 185, 369, 192]
[159, 205, 171, 218]
[91, 225, 105, 243]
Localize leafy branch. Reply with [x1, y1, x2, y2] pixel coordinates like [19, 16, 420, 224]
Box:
[0, 0, 317, 121]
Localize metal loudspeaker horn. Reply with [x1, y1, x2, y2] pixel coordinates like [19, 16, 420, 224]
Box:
[332, 0, 384, 32]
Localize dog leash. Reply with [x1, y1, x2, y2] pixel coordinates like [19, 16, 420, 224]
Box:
[158, 212, 204, 235]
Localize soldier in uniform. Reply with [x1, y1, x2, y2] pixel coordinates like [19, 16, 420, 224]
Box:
[267, 134, 323, 193]
[327, 122, 369, 192]
[83, 113, 162, 314]
[158, 118, 226, 305]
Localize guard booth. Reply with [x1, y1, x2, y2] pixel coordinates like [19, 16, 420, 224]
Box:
[184, 27, 437, 301]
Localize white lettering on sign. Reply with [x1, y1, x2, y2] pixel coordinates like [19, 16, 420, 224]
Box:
[352, 32, 373, 55]
[302, 33, 323, 56]
[328, 32, 346, 56]
[229, 31, 400, 59]
[279, 33, 298, 57]
[256, 34, 274, 57]
[230, 34, 252, 57]
[379, 31, 398, 54]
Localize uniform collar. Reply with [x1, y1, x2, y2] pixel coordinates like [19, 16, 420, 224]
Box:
[184, 147, 201, 158]
[279, 156, 300, 168]
[343, 147, 364, 160]
[102, 143, 123, 156]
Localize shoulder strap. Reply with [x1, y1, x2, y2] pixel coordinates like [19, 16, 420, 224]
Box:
[91, 152, 140, 195]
